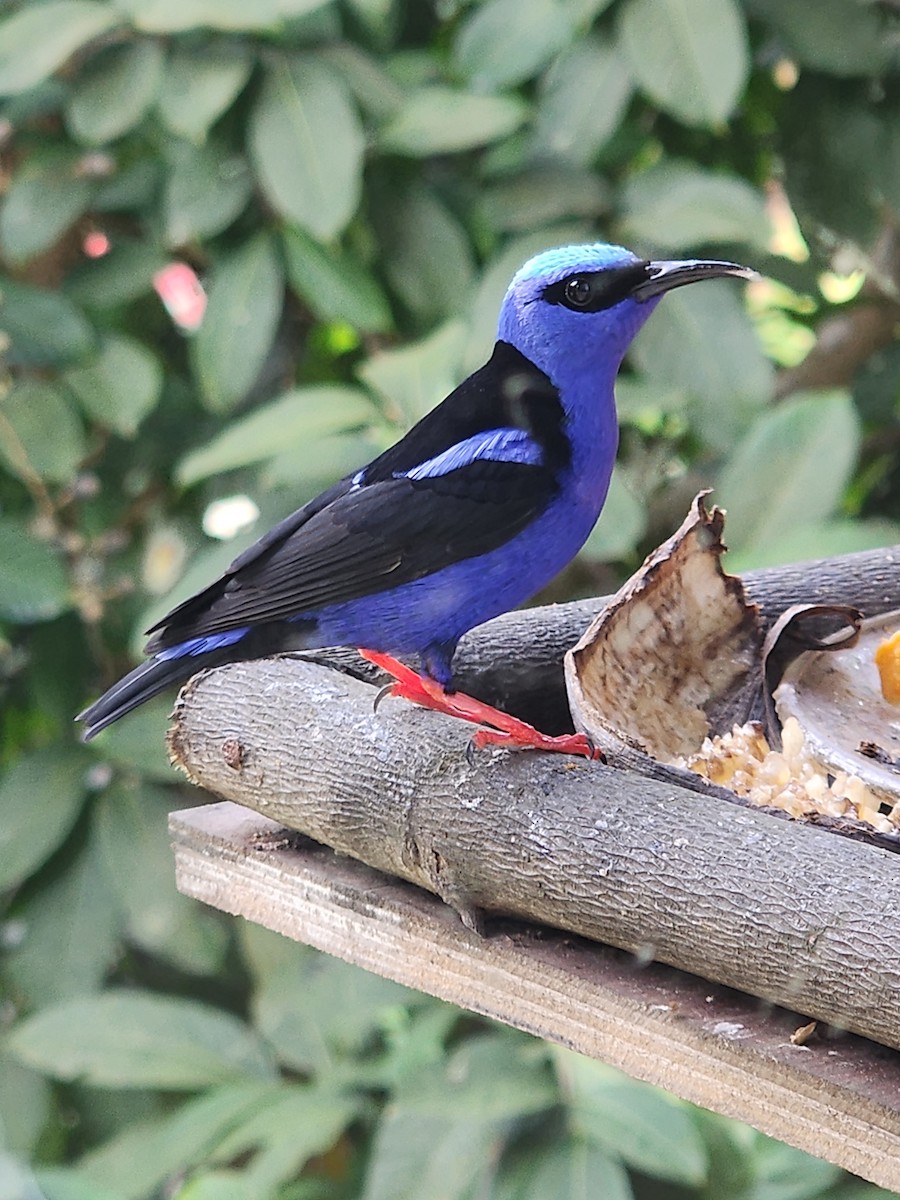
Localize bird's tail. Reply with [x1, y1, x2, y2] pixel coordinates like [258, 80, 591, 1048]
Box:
[77, 622, 315, 740]
[77, 655, 200, 741]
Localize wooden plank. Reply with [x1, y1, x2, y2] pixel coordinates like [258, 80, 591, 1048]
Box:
[171, 801, 900, 1192]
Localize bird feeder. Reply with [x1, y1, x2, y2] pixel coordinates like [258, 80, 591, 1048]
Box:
[167, 504, 900, 1190]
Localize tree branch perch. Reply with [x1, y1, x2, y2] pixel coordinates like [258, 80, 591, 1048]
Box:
[168, 545, 900, 1050]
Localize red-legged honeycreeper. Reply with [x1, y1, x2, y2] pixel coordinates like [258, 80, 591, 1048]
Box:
[78, 244, 754, 753]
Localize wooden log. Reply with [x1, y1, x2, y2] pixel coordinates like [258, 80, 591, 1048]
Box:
[170, 801, 900, 1192]
[168, 652, 900, 1053]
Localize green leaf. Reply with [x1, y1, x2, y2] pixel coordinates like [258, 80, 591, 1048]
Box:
[341, 0, 397, 45]
[319, 43, 403, 120]
[531, 36, 632, 165]
[614, 376, 688, 423]
[4, 816, 120, 1006]
[715, 391, 862, 556]
[631, 281, 773, 451]
[66, 241, 167, 311]
[282, 227, 393, 333]
[91, 158, 161, 213]
[208, 1087, 359, 1192]
[373, 183, 475, 325]
[190, 234, 284, 413]
[30, 1168, 125, 1200]
[496, 1137, 633, 1200]
[66, 41, 164, 145]
[238, 922, 300, 983]
[363, 1112, 499, 1200]
[580, 469, 647, 561]
[748, 0, 893, 78]
[0, 158, 93, 265]
[76, 1084, 352, 1195]
[398, 1033, 557, 1120]
[0, 380, 87, 484]
[0, 1155, 44, 1200]
[263, 428, 377, 490]
[480, 167, 609, 234]
[745, 1136, 843, 1200]
[7, 991, 277, 1089]
[176, 385, 372, 486]
[564, 0, 617, 19]
[380, 87, 527, 155]
[249, 58, 364, 240]
[164, 141, 252, 247]
[253, 951, 414, 1073]
[86, 693, 179, 781]
[689, 1109, 755, 1199]
[1, 278, 96, 368]
[616, 0, 748, 127]
[158, 47, 253, 143]
[781, 77, 900, 246]
[558, 1052, 708, 1186]
[377, 1003, 460, 1090]
[0, 1057, 51, 1157]
[0, 1, 119, 96]
[621, 162, 770, 251]
[76, 1083, 284, 1198]
[174, 1171, 256, 1200]
[65, 334, 163, 438]
[0, 519, 70, 624]
[726, 518, 900, 574]
[94, 782, 228, 976]
[358, 320, 466, 427]
[117, 0, 331, 33]
[0, 748, 86, 892]
[454, 0, 573, 91]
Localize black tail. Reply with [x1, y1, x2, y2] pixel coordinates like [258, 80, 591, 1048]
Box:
[78, 621, 317, 740]
[77, 656, 198, 741]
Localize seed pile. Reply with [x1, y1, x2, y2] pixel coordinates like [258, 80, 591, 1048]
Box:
[674, 717, 899, 833]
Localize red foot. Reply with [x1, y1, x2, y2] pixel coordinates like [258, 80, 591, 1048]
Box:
[359, 649, 603, 761]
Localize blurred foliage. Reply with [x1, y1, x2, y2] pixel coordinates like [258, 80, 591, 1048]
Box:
[1, 0, 899, 1196]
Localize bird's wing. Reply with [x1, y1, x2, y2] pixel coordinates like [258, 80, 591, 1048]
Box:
[143, 475, 353, 641]
[146, 430, 558, 650]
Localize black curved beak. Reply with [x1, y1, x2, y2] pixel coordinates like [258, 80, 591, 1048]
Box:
[632, 258, 758, 302]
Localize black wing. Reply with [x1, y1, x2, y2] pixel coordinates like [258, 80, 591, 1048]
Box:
[145, 341, 570, 652]
[146, 457, 557, 650]
[362, 339, 570, 482]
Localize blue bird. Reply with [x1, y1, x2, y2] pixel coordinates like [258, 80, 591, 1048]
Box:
[78, 243, 753, 752]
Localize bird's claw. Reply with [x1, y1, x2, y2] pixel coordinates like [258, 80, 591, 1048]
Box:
[372, 682, 397, 714]
[470, 726, 604, 760]
[360, 647, 604, 761]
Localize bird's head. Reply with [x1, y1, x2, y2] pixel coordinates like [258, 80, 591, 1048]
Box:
[497, 242, 756, 386]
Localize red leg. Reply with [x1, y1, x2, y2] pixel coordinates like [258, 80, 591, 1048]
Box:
[359, 649, 603, 760]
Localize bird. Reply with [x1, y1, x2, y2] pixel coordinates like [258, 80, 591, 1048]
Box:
[78, 242, 754, 753]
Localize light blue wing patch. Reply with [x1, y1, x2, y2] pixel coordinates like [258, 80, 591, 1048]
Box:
[157, 626, 250, 661]
[399, 428, 543, 481]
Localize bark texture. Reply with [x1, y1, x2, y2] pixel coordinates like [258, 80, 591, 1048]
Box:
[171, 651, 900, 1051]
[168, 545, 900, 1048]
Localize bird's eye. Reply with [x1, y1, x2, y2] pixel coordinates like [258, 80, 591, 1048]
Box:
[563, 277, 594, 308]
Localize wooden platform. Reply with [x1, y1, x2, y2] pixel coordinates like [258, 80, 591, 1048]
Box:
[171, 802, 900, 1191]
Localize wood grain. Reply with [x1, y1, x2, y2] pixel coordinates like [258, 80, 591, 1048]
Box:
[170, 802, 900, 1192]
